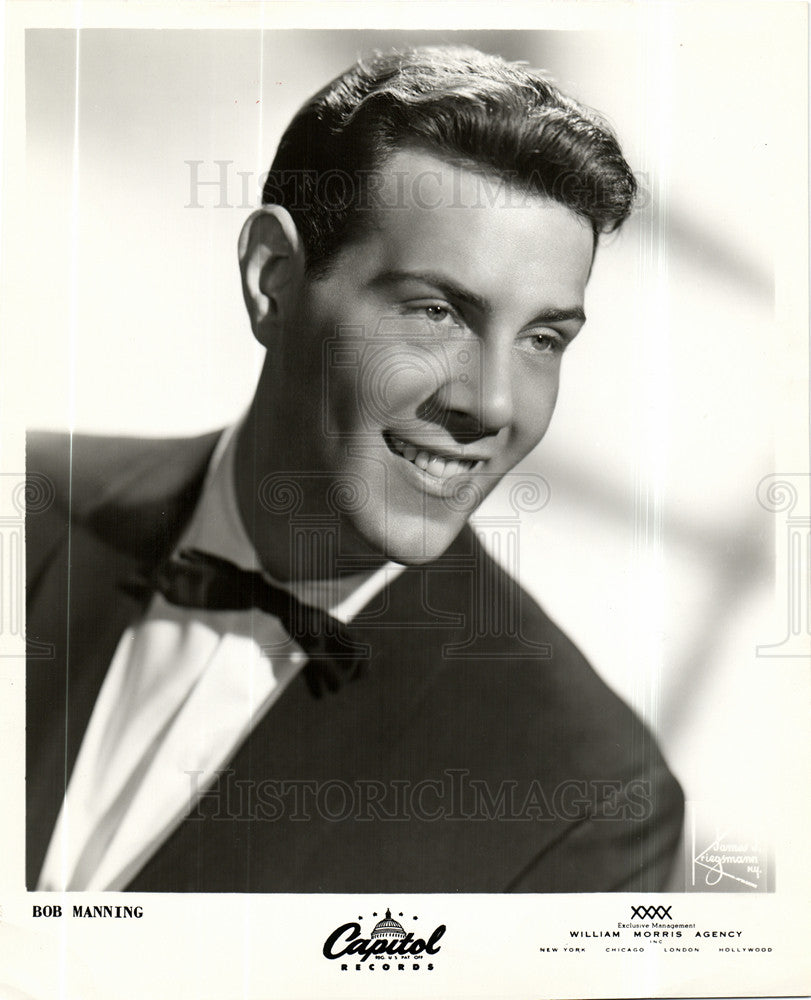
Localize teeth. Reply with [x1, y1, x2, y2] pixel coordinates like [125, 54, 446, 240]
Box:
[389, 436, 478, 479]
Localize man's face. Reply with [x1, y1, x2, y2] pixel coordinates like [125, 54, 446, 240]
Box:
[262, 149, 594, 566]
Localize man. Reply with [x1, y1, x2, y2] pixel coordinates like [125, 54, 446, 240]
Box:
[26, 45, 683, 892]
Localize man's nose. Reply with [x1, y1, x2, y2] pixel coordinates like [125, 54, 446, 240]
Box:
[429, 338, 514, 440]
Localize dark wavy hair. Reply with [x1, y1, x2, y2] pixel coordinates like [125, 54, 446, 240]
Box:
[262, 45, 637, 276]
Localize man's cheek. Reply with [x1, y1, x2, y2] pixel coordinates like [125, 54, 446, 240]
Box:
[513, 380, 559, 445]
[357, 343, 448, 426]
[320, 372, 376, 442]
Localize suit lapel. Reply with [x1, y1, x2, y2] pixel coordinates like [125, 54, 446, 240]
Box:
[26, 528, 155, 884]
[25, 431, 220, 887]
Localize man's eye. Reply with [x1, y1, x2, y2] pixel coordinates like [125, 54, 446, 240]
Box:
[405, 302, 457, 324]
[526, 331, 563, 354]
[424, 304, 453, 323]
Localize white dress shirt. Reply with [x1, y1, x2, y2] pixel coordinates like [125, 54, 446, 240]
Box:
[37, 426, 403, 891]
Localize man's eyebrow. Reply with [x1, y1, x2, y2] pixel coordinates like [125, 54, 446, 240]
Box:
[370, 269, 586, 325]
[528, 305, 587, 326]
[370, 269, 490, 313]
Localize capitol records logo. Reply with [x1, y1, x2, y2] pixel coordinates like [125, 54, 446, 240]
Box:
[631, 905, 672, 920]
[323, 906, 445, 971]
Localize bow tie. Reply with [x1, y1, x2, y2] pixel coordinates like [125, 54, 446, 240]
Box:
[129, 549, 369, 698]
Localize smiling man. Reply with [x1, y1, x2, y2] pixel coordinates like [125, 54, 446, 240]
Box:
[27, 46, 684, 892]
[237, 146, 593, 573]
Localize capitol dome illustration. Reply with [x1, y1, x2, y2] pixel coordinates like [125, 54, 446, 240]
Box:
[370, 908, 406, 940]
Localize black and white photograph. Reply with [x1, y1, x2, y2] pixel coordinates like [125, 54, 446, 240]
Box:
[1, 2, 808, 998]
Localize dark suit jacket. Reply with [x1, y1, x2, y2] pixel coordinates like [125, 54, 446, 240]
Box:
[26, 430, 684, 893]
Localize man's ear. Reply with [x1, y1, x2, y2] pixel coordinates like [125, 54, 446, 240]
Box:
[238, 206, 304, 347]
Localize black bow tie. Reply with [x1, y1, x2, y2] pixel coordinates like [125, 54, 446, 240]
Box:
[128, 549, 369, 698]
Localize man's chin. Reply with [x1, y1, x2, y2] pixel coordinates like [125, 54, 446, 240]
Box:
[371, 518, 469, 567]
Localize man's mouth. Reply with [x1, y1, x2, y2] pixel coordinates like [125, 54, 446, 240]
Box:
[384, 433, 484, 481]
